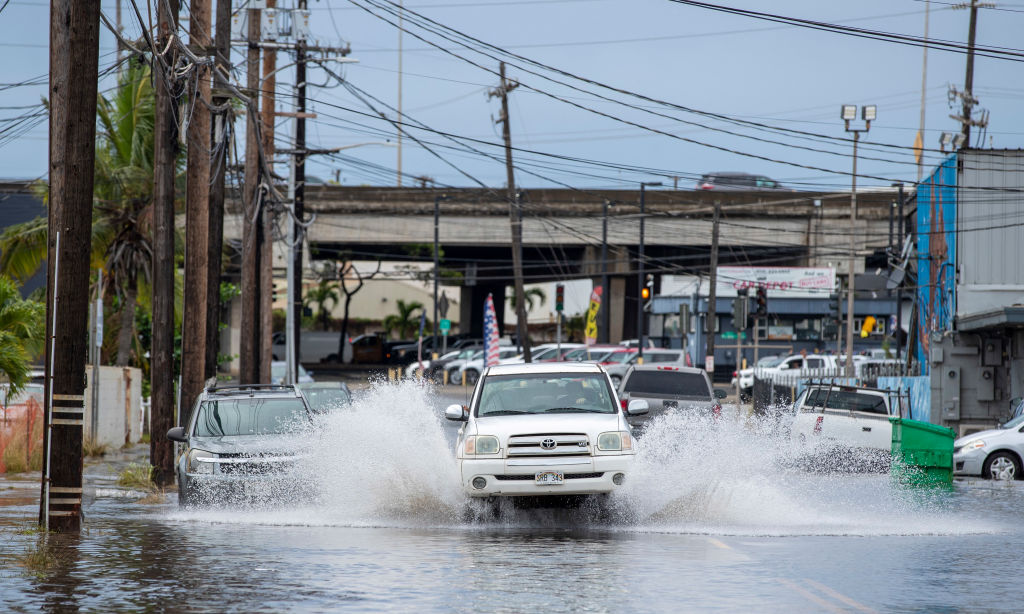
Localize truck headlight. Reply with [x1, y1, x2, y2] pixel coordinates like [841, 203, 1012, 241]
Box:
[464, 435, 500, 455]
[187, 449, 217, 474]
[598, 431, 632, 452]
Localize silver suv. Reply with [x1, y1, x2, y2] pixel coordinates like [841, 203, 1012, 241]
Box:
[167, 384, 314, 507]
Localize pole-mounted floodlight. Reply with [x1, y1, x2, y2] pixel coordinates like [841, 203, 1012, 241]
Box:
[862, 105, 877, 122]
[841, 105, 857, 121]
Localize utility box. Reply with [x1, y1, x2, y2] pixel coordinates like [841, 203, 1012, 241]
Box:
[84, 365, 143, 448]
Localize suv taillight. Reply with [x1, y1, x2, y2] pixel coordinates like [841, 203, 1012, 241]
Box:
[620, 398, 628, 410]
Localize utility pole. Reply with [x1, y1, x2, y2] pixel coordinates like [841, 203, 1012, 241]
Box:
[637, 182, 661, 361]
[240, 3, 262, 384]
[896, 182, 905, 362]
[396, 0, 403, 186]
[957, 0, 982, 146]
[292, 0, 308, 383]
[490, 62, 530, 362]
[260, 0, 277, 383]
[180, 0, 212, 423]
[917, 0, 930, 182]
[150, 0, 179, 485]
[706, 202, 720, 376]
[39, 0, 101, 533]
[205, 0, 231, 383]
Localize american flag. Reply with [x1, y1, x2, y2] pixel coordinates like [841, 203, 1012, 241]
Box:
[483, 293, 500, 367]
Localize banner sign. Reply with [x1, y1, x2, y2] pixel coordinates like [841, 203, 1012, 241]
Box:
[584, 286, 603, 346]
[717, 266, 836, 294]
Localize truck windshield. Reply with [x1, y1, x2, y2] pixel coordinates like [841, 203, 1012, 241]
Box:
[804, 389, 889, 415]
[476, 373, 616, 416]
[193, 398, 310, 437]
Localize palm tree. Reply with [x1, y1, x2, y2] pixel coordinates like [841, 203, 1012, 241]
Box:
[0, 59, 172, 367]
[507, 287, 547, 312]
[383, 300, 425, 340]
[303, 279, 340, 330]
[0, 275, 44, 401]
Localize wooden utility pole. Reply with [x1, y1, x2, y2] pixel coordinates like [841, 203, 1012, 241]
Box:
[260, 0, 278, 383]
[150, 0, 180, 486]
[180, 0, 212, 422]
[293, 0, 308, 376]
[240, 4, 262, 384]
[959, 0, 981, 146]
[205, 0, 231, 382]
[490, 62, 531, 362]
[39, 0, 101, 532]
[706, 202, 720, 376]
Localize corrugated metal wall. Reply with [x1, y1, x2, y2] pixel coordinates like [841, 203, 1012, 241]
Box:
[957, 150, 1024, 317]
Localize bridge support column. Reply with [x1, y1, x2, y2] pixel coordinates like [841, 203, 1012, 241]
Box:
[459, 283, 506, 339]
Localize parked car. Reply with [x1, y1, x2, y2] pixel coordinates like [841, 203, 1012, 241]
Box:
[459, 347, 523, 385]
[296, 381, 352, 413]
[731, 354, 784, 397]
[562, 345, 621, 363]
[604, 349, 688, 388]
[270, 361, 314, 384]
[617, 365, 726, 436]
[435, 347, 485, 385]
[444, 362, 645, 498]
[789, 383, 901, 472]
[167, 384, 315, 506]
[697, 172, 787, 191]
[954, 415, 1024, 480]
[271, 330, 340, 363]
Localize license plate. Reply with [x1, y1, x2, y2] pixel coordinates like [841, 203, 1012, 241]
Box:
[535, 471, 564, 485]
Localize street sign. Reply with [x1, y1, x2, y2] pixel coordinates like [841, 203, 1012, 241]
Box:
[721, 331, 747, 340]
[440, 318, 451, 333]
[438, 292, 450, 318]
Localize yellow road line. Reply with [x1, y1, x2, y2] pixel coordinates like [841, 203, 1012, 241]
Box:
[776, 578, 846, 613]
[803, 578, 878, 614]
[706, 537, 731, 550]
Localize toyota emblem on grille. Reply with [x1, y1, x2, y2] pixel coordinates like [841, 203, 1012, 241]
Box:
[540, 438, 557, 450]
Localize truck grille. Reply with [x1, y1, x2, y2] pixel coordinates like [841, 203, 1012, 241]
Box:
[494, 472, 603, 481]
[506, 433, 590, 456]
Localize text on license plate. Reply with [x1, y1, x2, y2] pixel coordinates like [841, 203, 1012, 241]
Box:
[535, 471, 564, 485]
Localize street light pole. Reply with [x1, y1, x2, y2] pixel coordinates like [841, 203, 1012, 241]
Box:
[841, 104, 875, 377]
[601, 200, 611, 344]
[433, 194, 450, 358]
[637, 182, 661, 363]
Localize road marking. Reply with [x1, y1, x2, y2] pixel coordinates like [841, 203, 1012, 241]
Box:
[706, 537, 731, 550]
[803, 578, 878, 613]
[776, 578, 846, 613]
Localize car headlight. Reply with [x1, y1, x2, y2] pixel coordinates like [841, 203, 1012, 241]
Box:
[961, 439, 986, 451]
[597, 431, 632, 452]
[464, 435, 500, 455]
[187, 449, 217, 474]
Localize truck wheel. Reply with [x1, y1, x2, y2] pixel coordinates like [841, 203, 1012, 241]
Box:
[464, 369, 480, 385]
[983, 452, 1021, 480]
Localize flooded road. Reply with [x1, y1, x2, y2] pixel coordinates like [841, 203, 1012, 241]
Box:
[2, 381, 1022, 612]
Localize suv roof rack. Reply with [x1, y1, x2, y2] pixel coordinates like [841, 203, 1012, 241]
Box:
[205, 384, 296, 393]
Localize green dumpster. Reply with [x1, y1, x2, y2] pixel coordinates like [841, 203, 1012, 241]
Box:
[889, 417, 955, 486]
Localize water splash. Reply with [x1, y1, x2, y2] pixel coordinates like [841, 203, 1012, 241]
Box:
[168, 385, 998, 536]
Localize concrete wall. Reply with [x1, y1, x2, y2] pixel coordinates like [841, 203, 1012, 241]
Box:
[84, 365, 143, 448]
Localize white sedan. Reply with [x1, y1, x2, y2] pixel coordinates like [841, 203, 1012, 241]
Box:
[954, 415, 1024, 480]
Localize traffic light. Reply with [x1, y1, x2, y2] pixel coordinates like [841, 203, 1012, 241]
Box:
[860, 315, 877, 338]
[641, 286, 650, 300]
[828, 292, 840, 320]
[731, 296, 748, 330]
[755, 286, 767, 316]
[555, 283, 565, 312]
[641, 274, 654, 300]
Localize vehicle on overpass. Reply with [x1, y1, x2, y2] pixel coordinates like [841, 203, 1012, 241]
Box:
[697, 172, 788, 191]
[445, 362, 646, 498]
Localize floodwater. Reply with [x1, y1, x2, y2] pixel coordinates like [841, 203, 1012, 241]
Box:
[2, 381, 1022, 613]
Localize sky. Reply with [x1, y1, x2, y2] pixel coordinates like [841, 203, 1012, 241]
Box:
[1, 0, 1023, 191]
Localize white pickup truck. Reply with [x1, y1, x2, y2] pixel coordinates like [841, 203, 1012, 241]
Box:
[788, 383, 903, 471]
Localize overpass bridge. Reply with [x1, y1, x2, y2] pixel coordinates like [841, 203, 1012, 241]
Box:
[221, 186, 905, 340]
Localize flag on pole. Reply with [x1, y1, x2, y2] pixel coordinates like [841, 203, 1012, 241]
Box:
[484, 293, 500, 367]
